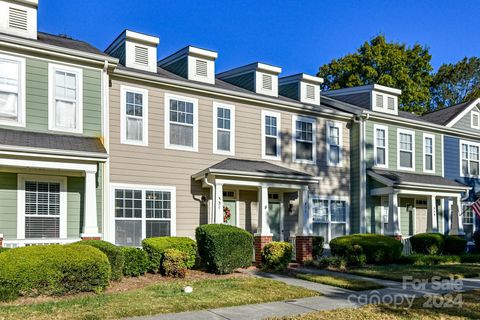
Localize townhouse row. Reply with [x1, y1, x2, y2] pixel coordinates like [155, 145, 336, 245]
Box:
[0, 0, 478, 254]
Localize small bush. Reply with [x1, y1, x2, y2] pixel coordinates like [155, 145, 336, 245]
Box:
[0, 245, 110, 300]
[345, 245, 367, 267]
[474, 230, 480, 250]
[312, 236, 325, 259]
[329, 234, 403, 264]
[261, 242, 293, 272]
[196, 224, 253, 274]
[162, 248, 188, 278]
[142, 237, 197, 273]
[317, 256, 347, 270]
[397, 254, 461, 266]
[74, 240, 125, 280]
[460, 254, 480, 263]
[410, 233, 445, 255]
[444, 236, 467, 255]
[120, 247, 149, 277]
[0, 248, 10, 254]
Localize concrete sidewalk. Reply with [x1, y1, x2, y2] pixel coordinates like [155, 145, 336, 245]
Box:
[129, 268, 480, 320]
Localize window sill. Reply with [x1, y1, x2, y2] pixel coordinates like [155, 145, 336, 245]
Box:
[262, 155, 281, 161]
[213, 149, 235, 156]
[0, 119, 26, 128]
[49, 126, 83, 135]
[121, 139, 149, 147]
[293, 158, 316, 165]
[165, 144, 198, 152]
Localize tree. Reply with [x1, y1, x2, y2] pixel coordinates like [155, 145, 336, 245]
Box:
[318, 35, 433, 113]
[430, 57, 480, 110]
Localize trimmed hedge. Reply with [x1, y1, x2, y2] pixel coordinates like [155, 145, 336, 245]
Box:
[74, 240, 125, 280]
[120, 247, 149, 277]
[0, 245, 110, 301]
[398, 254, 461, 265]
[142, 237, 197, 273]
[444, 235, 467, 255]
[329, 234, 403, 264]
[312, 236, 325, 259]
[410, 233, 445, 255]
[474, 230, 480, 250]
[261, 242, 293, 272]
[196, 224, 253, 274]
[162, 248, 188, 278]
[0, 248, 10, 254]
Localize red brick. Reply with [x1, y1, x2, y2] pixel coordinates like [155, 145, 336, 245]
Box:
[81, 236, 101, 241]
[296, 236, 314, 264]
[254, 235, 272, 267]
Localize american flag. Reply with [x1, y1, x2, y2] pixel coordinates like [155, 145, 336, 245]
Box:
[471, 199, 480, 218]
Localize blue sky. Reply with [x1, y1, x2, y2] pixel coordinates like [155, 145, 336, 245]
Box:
[38, 0, 479, 75]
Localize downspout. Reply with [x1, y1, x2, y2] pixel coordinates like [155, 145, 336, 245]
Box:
[203, 173, 215, 224]
[353, 113, 369, 234]
[101, 59, 111, 241]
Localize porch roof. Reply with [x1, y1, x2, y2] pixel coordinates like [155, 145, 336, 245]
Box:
[193, 158, 319, 183]
[0, 128, 107, 160]
[368, 169, 470, 192]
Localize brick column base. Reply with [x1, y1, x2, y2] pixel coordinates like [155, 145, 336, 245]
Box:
[254, 235, 272, 267]
[81, 236, 101, 241]
[0, 234, 3, 248]
[296, 236, 313, 264]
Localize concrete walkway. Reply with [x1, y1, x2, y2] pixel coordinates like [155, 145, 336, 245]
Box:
[129, 268, 480, 320]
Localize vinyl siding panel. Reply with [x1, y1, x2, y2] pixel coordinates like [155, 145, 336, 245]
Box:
[349, 121, 361, 233]
[0, 172, 18, 238]
[279, 83, 299, 101]
[451, 106, 480, 133]
[162, 57, 188, 79]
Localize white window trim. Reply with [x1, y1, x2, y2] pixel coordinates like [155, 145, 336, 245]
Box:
[397, 128, 415, 171]
[423, 133, 435, 173]
[48, 63, 83, 134]
[326, 121, 343, 167]
[164, 93, 199, 152]
[17, 174, 68, 240]
[212, 102, 235, 156]
[311, 195, 350, 242]
[111, 183, 177, 245]
[472, 111, 480, 129]
[292, 115, 316, 164]
[0, 53, 26, 127]
[371, 91, 398, 115]
[120, 85, 149, 146]
[373, 124, 389, 169]
[459, 140, 480, 178]
[261, 110, 281, 161]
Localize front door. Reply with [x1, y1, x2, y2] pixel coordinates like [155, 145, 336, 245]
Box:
[268, 196, 282, 241]
[223, 200, 237, 226]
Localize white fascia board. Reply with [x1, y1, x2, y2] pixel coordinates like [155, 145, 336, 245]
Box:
[13, 0, 38, 7]
[324, 84, 401, 97]
[257, 62, 282, 75]
[372, 84, 402, 95]
[124, 30, 160, 46]
[188, 46, 218, 60]
[158, 45, 217, 67]
[445, 98, 480, 127]
[217, 62, 282, 79]
[279, 73, 324, 85]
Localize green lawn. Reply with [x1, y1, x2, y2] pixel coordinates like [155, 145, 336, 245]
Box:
[0, 277, 318, 320]
[296, 273, 385, 291]
[349, 264, 480, 282]
[272, 290, 480, 320]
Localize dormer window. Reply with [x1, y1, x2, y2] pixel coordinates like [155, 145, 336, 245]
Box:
[9, 7, 27, 31]
[376, 94, 383, 108]
[262, 74, 273, 91]
[471, 111, 480, 129]
[0, 1, 38, 40]
[195, 59, 208, 78]
[134, 46, 149, 66]
[306, 84, 315, 100]
[387, 97, 395, 110]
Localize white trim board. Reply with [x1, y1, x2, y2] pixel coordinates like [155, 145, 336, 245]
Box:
[120, 85, 149, 146]
[446, 98, 480, 127]
[261, 110, 281, 161]
[212, 101, 235, 156]
[164, 92, 199, 152]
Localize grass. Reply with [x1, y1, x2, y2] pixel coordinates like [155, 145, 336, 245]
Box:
[348, 264, 480, 282]
[271, 290, 480, 319]
[0, 277, 318, 320]
[295, 273, 385, 291]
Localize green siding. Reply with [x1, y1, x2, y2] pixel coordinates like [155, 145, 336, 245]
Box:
[0, 56, 102, 137]
[399, 198, 414, 236]
[349, 122, 361, 233]
[0, 172, 18, 238]
[67, 177, 83, 238]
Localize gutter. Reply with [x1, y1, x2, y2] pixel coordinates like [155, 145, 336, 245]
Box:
[0, 145, 108, 162]
[202, 173, 215, 224]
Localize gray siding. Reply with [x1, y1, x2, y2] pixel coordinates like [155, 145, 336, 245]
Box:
[452, 105, 480, 133]
[161, 57, 188, 79]
[279, 82, 299, 101]
[220, 72, 255, 92]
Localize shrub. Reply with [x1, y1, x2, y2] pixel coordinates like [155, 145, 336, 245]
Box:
[444, 235, 467, 255]
[312, 236, 325, 259]
[329, 234, 403, 264]
[142, 237, 197, 273]
[162, 248, 188, 278]
[0, 248, 10, 254]
[0, 245, 110, 301]
[345, 244, 367, 267]
[74, 240, 124, 280]
[474, 230, 480, 250]
[196, 224, 253, 274]
[460, 254, 480, 263]
[410, 233, 445, 255]
[317, 256, 347, 270]
[120, 247, 149, 277]
[397, 254, 461, 266]
[261, 242, 293, 272]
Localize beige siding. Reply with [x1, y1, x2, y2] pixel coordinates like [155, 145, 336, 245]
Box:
[109, 78, 351, 237]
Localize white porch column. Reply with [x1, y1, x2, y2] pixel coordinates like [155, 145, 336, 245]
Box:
[81, 170, 101, 238]
[449, 196, 465, 236]
[388, 191, 401, 236]
[214, 183, 224, 224]
[426, 194, 438, 232]
[256, 185, 271, 235]
[297, 186, 310, 235]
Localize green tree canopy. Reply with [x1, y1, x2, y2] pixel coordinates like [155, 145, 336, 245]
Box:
[430, 57, 480, 110]
[318, 35, 433, 113]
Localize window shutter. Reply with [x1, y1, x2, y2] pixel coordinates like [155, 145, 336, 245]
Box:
[376, 94, 383, 108]
[387, 97, 395, 110]
[306, 84, 315, 100]
[9, 7, 28, 31]
[262, 74, 273, 91]
[134, 46, 149, 65]
[195, 59, 208, 77]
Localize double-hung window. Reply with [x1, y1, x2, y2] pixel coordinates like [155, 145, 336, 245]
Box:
[461, 141, 480, 176]
[293, 115, 316, 163]
[462, 203, 475, 240]
[165, 93, 198, 151]
[374, 125, 388, 167]
[262, 110, 281, 160]
[48, 64, 82, 133]
[0, 54, 25, 126]
[423, 134, 435, 173]
[213, 102, 234, 155]
[398, 129, 415, 170]
[114, 185, 176, 247]
[326, 122, 342, 166]
[312, 197, 348, 243]
[121, 86, 148, 145]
